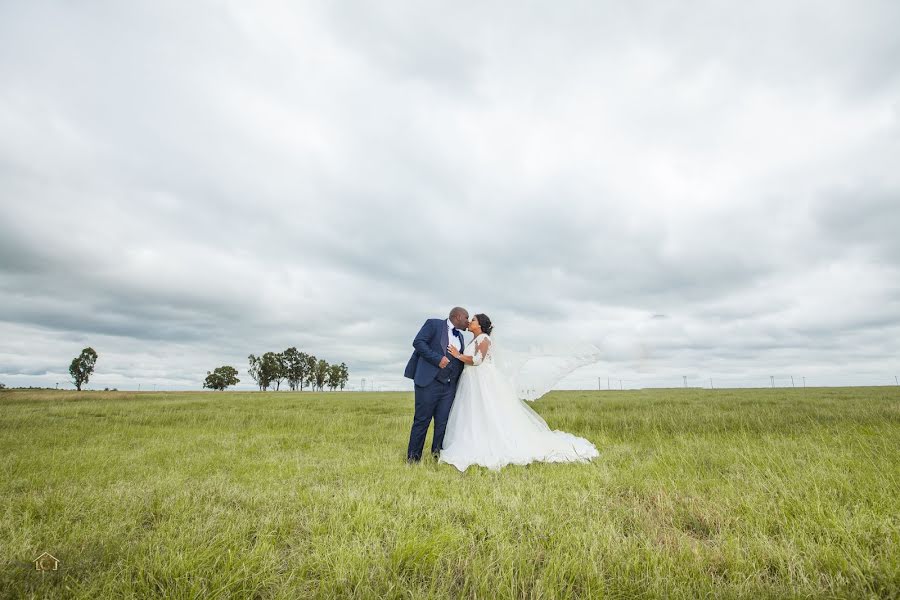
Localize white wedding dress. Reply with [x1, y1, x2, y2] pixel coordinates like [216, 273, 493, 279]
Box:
[439, 333, 599, 472]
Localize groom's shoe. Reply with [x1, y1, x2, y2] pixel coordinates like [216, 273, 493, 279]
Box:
[406, 456, 420, 464]
[431, 451, 440, 461]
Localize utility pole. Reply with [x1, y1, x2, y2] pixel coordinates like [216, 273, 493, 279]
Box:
[770, 376, 774, 388]
[619, 379, 623, 390]
[803, 376, 806, 388]
[607, 377, 610, 391]
[683, 375, 687, 388]
[791, 376, 795, 388]
[710, 378, 714, 389]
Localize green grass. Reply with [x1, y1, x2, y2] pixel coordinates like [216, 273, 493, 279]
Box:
[1, 387, 898, 599]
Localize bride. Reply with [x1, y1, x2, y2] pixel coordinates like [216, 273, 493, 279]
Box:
[439, 313, 599, 472]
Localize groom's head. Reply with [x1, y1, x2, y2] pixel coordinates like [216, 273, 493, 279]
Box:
[449, 307, 469, 330]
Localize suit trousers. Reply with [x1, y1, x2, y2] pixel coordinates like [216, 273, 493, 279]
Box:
[407, 378, 456, 460]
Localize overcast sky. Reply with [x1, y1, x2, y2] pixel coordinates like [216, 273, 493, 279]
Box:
[1, 1, 899, 391]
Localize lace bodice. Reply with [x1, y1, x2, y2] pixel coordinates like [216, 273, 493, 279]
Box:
[464, 333, 493, 366]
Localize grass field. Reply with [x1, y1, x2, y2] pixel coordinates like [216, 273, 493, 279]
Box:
[1, 387, 898, 599]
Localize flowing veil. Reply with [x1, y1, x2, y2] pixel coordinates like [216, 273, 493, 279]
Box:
[490, 330, 604, 401]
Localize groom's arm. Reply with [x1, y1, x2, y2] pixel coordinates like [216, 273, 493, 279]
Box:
[412, 320, 448, 368]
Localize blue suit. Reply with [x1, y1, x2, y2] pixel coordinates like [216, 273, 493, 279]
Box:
[404, 318, 465, 460]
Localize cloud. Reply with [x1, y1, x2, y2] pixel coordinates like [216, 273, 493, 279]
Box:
[1, 1, 899, 390]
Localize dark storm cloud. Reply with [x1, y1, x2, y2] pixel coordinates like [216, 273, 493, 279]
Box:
[1, 1, 899, 390]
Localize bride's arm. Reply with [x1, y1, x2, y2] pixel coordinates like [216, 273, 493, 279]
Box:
[448, 337, 491, 366]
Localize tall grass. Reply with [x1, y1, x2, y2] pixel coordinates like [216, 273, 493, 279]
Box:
[1, 387, 897, 598]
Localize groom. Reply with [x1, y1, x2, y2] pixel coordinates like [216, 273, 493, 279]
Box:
[403, 307, 469, 462]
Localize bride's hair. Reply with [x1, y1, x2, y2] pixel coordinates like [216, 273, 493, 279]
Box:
[474, 313, 493, 335]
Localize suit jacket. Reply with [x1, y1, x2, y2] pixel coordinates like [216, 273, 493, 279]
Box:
[403, 318, 465, 387]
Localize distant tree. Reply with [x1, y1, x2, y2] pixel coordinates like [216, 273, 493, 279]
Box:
[248, 353, 280, 391]
[283, 348, 314, 391]
[283, 347, 300, 391]
[273, 351, 287, 391]
[296, 351, 312, 391]
[327, 364, 342, 391]
[248, 354, 263, 390]
[314, 359, 329, 391]
[260, 352, 282, 391]
[339, 362, 349, 391]
[69, 347, 98, 391]
[0, 382, 6, 390]
[302, 354, 317, 391]
[203, 366, 240, 391]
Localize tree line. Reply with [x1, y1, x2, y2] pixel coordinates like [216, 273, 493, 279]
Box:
[247, 348, 349, 392]
[204, 348, 350, 391]
[53, 346, 352, 393]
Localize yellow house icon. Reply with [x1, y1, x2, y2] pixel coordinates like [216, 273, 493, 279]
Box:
[34, 552, 60, 571]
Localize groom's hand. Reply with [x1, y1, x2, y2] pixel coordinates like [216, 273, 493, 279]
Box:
[439, 357, 450, 369]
